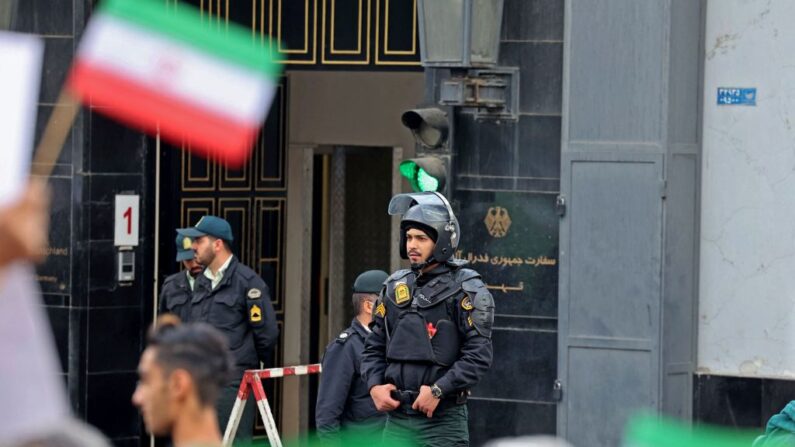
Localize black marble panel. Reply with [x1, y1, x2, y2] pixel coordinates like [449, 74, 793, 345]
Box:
[761, 378, 795, 425]
[475, 329, 557, 402]
[39, 37, 73, 104]
[502, 0, 564, 42]
[109, 437, 141, 447]
[87, 307, 142, 373]
[517, 115, 561, 181]
[693, 374, 762, 429]
[88, 111, 146, 174]
[89, 174, 142, 204]
[67, 306, 89, 415]
[13, 0, 74, 35]
[86, 372, 140, 439]
[41, 293, 69, 307]
[453, 191, 559, 318]
[45, 305, 69, 373]
[34, 105, 75, 166]
[37, 176, 72, 294]
[455, 113, 517, 178]
[468, 399, 556, 446]
[499, 42, 563, 115]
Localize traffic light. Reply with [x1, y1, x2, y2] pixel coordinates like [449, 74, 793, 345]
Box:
[399, 157, 447, 192]
[401, 108, 449, 149]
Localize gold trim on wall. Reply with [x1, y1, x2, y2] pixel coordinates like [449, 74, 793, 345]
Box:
[256, 82, 287, 191]
[219, 198, 252, 266]
[180, 198, 215, 228]
[181, 148, 217, 192]
[321, 0, 371, 65]
[375, 0, 421, 66]
[383, 0, 416, 55]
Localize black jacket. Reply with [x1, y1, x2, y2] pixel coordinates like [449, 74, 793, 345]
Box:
[158, 270, 194, 323]
[361, 262, 494, 398]
[190, 256, 279, 379]
[315, 319, 384, 441]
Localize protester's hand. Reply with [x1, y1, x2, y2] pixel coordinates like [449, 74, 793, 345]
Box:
[412, 385, 440, 418]
[369, 384, 399, 412]
[0, 179, 50, 267]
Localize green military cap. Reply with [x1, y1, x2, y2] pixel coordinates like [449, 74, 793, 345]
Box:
[175, 234, 195, 262]
[353, 270, 389, 293]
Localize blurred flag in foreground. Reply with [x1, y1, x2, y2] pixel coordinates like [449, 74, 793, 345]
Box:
[624, 413, 760, 447]
[67, 0, 282, 167]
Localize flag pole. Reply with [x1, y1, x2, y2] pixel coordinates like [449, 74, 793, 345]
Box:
[31, 89, 80, 178]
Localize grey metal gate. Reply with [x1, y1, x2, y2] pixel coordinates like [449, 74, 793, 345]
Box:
[557, 152, 664, 446]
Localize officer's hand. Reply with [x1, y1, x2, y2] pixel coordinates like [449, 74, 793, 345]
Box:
[412, 385, 440, 418]
[369, 384, 399, 412]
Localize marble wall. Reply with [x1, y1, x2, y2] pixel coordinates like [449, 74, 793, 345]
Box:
[699, 0, 795, 379]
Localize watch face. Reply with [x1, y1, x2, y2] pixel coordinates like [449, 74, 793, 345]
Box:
[432, 386, 442, 398]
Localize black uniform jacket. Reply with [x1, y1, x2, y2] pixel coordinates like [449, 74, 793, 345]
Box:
[158, 270, 194, 323]
[361, 262, 494, 397]
[316, 319, 384, 439]
[190, 256, 279, 379]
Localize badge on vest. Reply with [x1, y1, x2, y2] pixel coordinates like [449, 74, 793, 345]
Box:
[461, 296, 474, 311]
[375, 302, 386, 317]
[250, 304, 262, 322]
[395, 283, 410, 304]
[247, 288, 262, 299]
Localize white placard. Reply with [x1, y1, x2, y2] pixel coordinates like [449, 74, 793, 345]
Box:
[114, 195, 140, 246]
[0, 32, 43, 207]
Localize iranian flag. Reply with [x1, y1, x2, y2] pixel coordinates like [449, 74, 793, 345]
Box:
[67, 0, 281, 167]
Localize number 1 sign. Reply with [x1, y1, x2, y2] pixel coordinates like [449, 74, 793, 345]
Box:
[114, 195, 140, 246]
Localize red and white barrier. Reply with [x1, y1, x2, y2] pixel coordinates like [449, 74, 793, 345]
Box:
[222, 364, 322, 447]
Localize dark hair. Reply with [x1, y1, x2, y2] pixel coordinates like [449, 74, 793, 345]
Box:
[352, 292, 378, 315]
[147, 315, 233, 406]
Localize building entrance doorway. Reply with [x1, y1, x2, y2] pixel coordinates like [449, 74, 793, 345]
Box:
[305, 146, 397, 428]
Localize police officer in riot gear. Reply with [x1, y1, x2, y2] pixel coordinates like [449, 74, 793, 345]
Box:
[361, 192, 495, 446]
[315, 270, 389, 445]
[177, 216, 279, 444]
[158, 233, 204, 322]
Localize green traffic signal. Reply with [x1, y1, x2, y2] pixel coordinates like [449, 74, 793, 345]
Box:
[399, 157, 446, 192]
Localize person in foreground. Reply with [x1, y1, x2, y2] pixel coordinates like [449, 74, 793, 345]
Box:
[132, 315, 234, 447]
[754, 401, 795, 446]
[361, 192, 495, 447]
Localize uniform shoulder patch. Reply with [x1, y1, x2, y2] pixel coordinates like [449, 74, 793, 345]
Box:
[247, 288, 262, 299]
[395, 283, 410, 304]
[461, 296, 474, 311]
[249, 304, 262, 322]
[336, 328, 355, 343]
[375, 301, 386, 318]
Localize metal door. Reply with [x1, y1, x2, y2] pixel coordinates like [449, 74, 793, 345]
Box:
[557, 151, 664, 447]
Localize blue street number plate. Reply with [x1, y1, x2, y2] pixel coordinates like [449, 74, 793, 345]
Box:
[717, 87, 756, 106]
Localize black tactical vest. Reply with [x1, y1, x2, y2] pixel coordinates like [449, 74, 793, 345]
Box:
[382, 267, 467, 367]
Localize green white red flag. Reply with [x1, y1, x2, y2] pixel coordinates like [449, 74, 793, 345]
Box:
[67, 0, 282, 167]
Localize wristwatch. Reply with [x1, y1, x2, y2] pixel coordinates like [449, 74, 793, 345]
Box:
[430, 384, 443, 399]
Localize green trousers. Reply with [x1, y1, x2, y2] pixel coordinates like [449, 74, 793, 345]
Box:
[382, 405, 469, 447]
[217, 383, 256, 445]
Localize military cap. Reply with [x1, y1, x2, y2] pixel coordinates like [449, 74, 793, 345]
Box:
[353, 270, 389, 293]
[175, 233, 195, 262]
[177, 215, 234, 242]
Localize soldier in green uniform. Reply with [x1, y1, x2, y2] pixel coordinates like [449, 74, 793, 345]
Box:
[178, 216, 279, 444]
[361, 192, 495, 447]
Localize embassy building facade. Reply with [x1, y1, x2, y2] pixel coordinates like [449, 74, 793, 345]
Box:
[8, 0, 795, 446]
